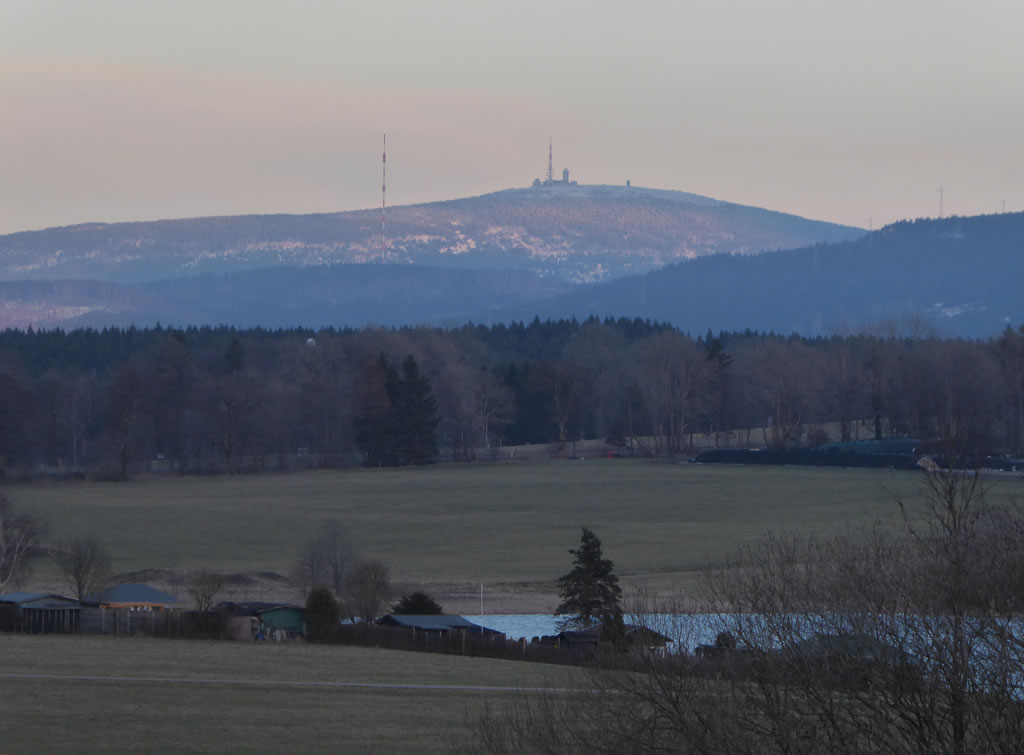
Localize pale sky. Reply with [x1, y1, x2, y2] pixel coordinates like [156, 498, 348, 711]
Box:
[2, 0, 1023, 235]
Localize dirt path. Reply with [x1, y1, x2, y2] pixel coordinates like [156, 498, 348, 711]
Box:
[0, 672, 583, 694]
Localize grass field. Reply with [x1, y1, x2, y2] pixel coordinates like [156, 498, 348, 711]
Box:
[0, 634, 574, 753]
[9, 460, 1024, 609]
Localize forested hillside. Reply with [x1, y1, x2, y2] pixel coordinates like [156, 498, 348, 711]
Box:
[1, 318, 1021, 480]
[503, 211, 1024, 337]
[0, 266, 574, 331]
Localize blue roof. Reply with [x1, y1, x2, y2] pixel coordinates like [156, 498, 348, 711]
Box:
[377, 614, 502, 634]
[87, 583, 182, 605]
[0, 592, 79, 608]
[0, 592, 49, 604]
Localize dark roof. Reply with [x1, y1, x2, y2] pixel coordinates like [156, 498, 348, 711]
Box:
[376, 614, 502, 634]
[558, 623, 673, 645]
[557, 626, 602, 643]
[624, 624, 673, 645]
[214, 601, 304, 617]
[87, 583, 182, 606]
[0, 592, 79, 608]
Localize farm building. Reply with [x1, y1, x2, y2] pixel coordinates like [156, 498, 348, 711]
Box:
[79, 583, 187, 635]
[214, 601, 308, 641]
[376, 614, 502, 636]
[0, 592, 82, 633]
[85, 583, 184, 610]
[543, 623, 673, 653]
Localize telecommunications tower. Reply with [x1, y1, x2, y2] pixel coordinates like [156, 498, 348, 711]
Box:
[546, 136, 554, 184]
[381, 134, 387, 255]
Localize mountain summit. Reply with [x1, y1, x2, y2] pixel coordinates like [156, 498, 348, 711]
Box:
[0, 184, 862, 285]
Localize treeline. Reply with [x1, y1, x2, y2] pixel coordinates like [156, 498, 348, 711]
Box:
[1, 317, 1023, 479]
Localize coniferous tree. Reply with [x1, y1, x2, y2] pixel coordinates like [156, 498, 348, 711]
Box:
[390, 591, 444, 615]
[554, 527, 623, 632]
[394, 355, 439, 465]
[352, 354, 401, 467]
[353, 354, 438, 466]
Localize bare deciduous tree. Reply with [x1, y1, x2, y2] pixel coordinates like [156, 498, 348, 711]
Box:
[292, 521, 353, 598]
[344, 559, 392, 622]
[0, 495, 45, 590]
[52, 535, 112, 600]
[187, 570, 225, 613]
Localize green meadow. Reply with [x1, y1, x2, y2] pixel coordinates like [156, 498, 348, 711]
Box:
[12, 460, 1008, 597]
[0, 633, 576, 753]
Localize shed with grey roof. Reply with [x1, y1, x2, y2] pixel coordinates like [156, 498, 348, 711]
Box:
[0, 592, 82, 633]
[376, 614, 502, 636]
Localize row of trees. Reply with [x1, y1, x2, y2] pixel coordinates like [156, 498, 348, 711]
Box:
[0, 493, 406, 626]
[469, 464, 1024, 753]
[2, 318, 1023, 478]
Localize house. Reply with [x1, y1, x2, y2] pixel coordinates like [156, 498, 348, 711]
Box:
[214, 601, 308, 641]
[542, 623, 673, 653]
[0, 592, 82, 633]
[375, 614, 503, 636]
[85, 583, 185, 611]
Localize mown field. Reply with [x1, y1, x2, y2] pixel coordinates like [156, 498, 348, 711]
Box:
[13, 459, 1017, 607]
[0, 633, 575, 753]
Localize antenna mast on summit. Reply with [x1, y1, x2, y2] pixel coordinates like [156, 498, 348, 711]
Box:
[381, 134, 387, 254]
[546, 136, 554, 184]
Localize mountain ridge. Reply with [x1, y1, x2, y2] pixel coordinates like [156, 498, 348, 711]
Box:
[1, 211, 1020, 336]
[0, 184, 863, 284]
[491, 212, 1024, 337]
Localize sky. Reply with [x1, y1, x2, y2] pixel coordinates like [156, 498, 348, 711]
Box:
[2, 0, 1023, 235]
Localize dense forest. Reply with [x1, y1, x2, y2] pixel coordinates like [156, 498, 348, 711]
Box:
[1, 316, 1022, 479]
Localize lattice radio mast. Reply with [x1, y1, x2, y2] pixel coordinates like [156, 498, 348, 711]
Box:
[546, 136, 554, 184]
[381, 134, 387, 254]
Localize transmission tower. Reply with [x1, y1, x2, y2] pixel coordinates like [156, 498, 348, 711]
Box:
[546, 136, 554, 184]
[381, 134, 387, 255]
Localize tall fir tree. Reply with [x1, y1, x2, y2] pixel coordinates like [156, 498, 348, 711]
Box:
[554, 527, 623, 633]
[352, 354, 400, 467]
[353, 353, 439, 466]
[394, 355, 439, 465]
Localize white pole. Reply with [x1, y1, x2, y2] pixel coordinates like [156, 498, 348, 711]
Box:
[480, 583, 483, 615]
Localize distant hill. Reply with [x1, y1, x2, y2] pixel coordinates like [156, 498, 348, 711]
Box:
[0, 266, 574, 330]
[2, 212, 1019, 336]
[0, 184, 863, 285]
[494, 212, 1024, 337]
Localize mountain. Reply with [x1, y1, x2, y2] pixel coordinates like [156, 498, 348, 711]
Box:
[0, 184, 862, 285]
[494, 212, 1024, 337]
[2, 212, 1019, 336]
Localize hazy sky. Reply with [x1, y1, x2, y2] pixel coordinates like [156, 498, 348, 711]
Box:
[2, 0, 1023, 235]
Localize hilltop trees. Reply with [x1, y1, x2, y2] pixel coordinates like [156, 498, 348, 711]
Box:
[555, 527, 623, 633]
